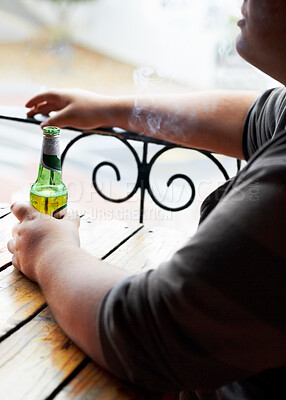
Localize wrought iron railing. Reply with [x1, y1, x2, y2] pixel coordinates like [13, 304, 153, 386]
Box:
[0, 112, 241, 223]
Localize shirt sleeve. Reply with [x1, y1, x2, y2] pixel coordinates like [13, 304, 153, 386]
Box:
[242, 86, 286, 160]
[98, 129, 286, 394]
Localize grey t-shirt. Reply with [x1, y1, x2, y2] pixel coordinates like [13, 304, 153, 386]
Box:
[98, 87, 286, 399]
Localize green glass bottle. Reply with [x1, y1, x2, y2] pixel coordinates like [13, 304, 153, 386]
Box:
[30, 126, 68, 218]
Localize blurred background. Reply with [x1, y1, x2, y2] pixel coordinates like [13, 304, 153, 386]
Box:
[0, 0, 280, 233]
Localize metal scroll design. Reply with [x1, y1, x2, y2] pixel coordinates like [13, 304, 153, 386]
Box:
[61, 129, 241, 224]
[0, 114, 241, 224]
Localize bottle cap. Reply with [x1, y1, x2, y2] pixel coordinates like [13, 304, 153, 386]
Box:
[43, 126, 60, 136]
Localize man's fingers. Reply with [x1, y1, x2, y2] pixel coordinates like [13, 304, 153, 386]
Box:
[7, 239, 15, 254]
[12, 221, 21, 239]
[27, 103, 56, 118]
[11, 202, 40, 223]
[11, 255, 19, 270]
[25, 92, 60, 108]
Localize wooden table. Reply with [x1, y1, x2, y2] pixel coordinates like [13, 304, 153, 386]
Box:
[0, 203, 188, 400]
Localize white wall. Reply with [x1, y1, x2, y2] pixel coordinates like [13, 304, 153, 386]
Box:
[4, 0, 224, 89]
[0, 0, 277, 90]
[71, 0, 218, 88]
[0, 8, 38, 42]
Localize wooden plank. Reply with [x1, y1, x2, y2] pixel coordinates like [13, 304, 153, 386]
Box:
[53, 360, 167, 400]
[0, 266, 46, 338]
[0, 241, 11, 270]
[106, 225, 189, 273]
[0, 203, 10, 219]
[0, 308, 86, 400]
[0, 213, 18, 269]
[79, 217, 143, 259]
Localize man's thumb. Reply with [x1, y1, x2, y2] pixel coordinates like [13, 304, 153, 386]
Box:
[40, 109, 68, 128]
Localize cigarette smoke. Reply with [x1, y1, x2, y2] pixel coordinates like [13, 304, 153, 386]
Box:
[130, 0, 243, 137]
[133, 66, 164, 135]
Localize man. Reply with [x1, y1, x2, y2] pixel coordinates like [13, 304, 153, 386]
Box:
[7, 1, 286, 398]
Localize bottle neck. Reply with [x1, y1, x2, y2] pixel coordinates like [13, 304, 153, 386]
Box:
[36, 135, 63, 185]
[40, 134, 62, 173]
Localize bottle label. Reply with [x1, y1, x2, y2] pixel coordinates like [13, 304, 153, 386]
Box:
[52, 203, 67, 219]
[41, 137, 61, 172]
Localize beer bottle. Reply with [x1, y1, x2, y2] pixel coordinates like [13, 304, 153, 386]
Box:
[30, 126, 68, 218]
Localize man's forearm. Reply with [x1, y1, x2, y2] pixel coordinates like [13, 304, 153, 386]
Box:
[37, 244, 129, 368]
[110, 91, 258, 159]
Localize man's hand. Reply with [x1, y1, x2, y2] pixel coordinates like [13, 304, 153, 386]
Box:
[7, 202, 80, 282]
[26, 89, 113, 130]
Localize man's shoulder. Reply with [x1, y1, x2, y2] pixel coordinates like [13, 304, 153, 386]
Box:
[238, 129, 286, 190]
[242, 87, 286, 160]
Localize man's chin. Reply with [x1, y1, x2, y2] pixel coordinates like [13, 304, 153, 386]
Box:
[235, 39, 285, 85]
[235, 34, 251, 64]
